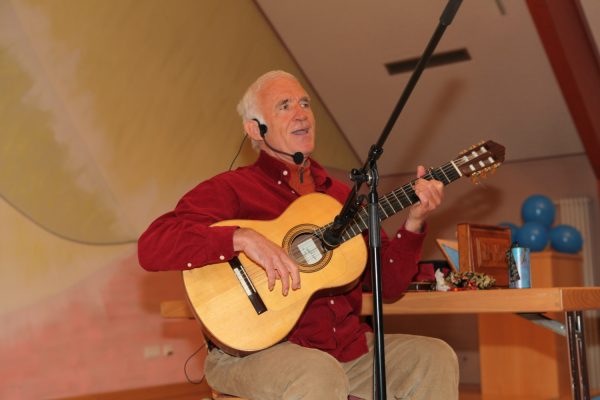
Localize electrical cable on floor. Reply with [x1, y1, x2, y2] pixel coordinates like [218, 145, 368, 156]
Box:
[184, 343, 207, 384]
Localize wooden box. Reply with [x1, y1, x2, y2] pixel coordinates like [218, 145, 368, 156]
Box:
[457, 223, 511, 287]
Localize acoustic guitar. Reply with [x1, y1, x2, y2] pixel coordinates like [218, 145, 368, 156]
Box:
[183, 140, 505, 354]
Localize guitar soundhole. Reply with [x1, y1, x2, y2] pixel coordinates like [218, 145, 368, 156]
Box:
[283, 224, 332, 273]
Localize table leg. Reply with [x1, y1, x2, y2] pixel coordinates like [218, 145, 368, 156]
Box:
[566, 311, 590, 400]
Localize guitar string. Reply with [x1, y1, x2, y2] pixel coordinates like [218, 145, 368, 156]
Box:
[302, 151, 492, 257]
[245, 156, 496, 284]
[285, 160, 467, 262]
[310, 159, 465, 240]
[246, 150, 492, 275]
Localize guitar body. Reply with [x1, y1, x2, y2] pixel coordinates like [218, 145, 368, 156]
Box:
[182, 192, 367, 355]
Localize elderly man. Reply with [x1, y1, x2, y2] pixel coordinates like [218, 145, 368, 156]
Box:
[138, 70, 458, 399]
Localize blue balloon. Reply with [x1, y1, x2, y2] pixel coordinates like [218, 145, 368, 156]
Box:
[516, 222, 549, 252]
[550, 224, 583, 254]
[521, 194, 556, 228]
[498, 222, 518, 242]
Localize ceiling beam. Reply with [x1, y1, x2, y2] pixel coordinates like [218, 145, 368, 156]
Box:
[526, 0, 600, 181]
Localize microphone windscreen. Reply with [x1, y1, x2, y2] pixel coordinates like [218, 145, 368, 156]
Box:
[292, 152, 304, 165]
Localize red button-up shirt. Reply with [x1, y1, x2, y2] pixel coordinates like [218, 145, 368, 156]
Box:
[138, 151, 425, 362]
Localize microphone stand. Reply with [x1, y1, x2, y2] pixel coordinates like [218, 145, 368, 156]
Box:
[321, 1, 463, 399]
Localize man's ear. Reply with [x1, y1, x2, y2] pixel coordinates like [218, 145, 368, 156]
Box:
[244, 119, 263, 141]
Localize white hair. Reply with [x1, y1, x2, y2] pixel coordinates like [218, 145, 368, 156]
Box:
[237, 70, 299, 150]
[237, 70, 299, 124]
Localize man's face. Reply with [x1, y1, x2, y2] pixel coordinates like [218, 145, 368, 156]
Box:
[256, 76, 316, 160]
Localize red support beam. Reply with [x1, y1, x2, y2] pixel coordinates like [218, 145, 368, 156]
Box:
[527, 0, 600, 186]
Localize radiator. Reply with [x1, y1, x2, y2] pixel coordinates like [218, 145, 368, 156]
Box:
[556, 197, 599, 390]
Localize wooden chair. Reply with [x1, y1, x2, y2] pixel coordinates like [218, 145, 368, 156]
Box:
[212, 390, 361, 400]
[211, 389, 245, 399]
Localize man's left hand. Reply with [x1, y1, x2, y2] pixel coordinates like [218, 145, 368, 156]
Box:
[405, 165, 444, 233]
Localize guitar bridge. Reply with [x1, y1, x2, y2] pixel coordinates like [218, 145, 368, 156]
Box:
[229, 257, 267, 315]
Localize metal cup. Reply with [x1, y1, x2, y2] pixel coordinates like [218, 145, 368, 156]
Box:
[509, 247, 531, 289]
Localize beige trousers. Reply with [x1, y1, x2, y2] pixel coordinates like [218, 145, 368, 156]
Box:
[205, 333, 459, 400]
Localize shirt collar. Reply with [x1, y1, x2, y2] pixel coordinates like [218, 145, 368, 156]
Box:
[255, 151, 332, 191]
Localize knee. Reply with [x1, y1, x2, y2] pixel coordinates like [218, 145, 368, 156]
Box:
[433, 339, 458, 371]
[419, 337, 458, 373]
[283, 351, 349, 399]
[388, 337, 459, 399]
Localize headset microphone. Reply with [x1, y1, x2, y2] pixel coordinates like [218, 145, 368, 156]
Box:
[252, 118, 304, 165]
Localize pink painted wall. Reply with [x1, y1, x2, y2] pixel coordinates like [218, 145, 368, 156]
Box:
[1, 251, 204, 399]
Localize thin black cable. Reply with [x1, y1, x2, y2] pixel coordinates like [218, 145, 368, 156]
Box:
[184, 342, 208, 384]
[228, 134, 248, 171]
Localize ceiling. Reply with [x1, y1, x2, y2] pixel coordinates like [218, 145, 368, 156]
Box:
[256, 0, 600, 176]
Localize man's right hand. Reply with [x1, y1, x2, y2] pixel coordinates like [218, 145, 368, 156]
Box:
[233, 228, 301, 296]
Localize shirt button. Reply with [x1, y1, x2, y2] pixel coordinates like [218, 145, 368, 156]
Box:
[277, 180, 282, 185]
[291, 190, 295, 194]
[282, 170, 288, 176]
[330, 299, 335, 305]
[187, 262, 192, 268]
[333, 327, 336, 333]
[396, 233, 402, 239]
[219, 255, 225, 261]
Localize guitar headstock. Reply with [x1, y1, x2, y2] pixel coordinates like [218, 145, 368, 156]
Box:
[455, 140, 505, 182]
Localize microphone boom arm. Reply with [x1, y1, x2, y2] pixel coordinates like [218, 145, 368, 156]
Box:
[321, 0, 462, 249]
[318, 2, 463, 399]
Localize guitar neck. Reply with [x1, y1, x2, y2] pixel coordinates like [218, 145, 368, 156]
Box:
[317, 161, 462, 244]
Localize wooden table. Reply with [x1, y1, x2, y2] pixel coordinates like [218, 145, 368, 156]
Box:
[365, 288, 600, 400]
[162, 287, 600, 400]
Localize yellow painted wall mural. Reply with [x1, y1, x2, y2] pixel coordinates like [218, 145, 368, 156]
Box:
[0, 0, 358, 397]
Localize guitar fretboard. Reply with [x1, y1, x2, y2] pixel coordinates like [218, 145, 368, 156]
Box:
[315, 160, 462, 245]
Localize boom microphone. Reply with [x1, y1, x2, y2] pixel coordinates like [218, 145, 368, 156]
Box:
[253, 118, 304, 165]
